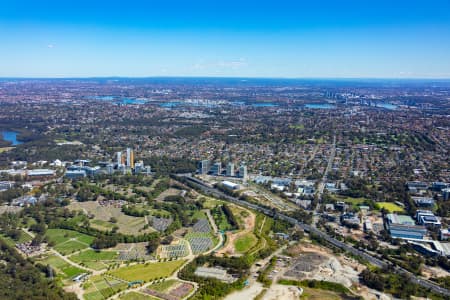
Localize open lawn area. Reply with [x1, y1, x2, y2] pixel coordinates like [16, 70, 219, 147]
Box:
[107, 260, 186, 282]
[376, 202, 405, 213]
[234, 232, 258, 253]
[70, 249, 118, 270]
[300, 287, 343, 300]
[69, 201, 153, 235]
[332, 195, 369, 206]
[37, 254, 86, 280]
[45, 228, 94, 255]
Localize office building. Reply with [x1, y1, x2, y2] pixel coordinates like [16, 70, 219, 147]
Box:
[238, 165, 248, 180]
[386, 213, 427, 240]
[117, 151, 123, 167]
[442, 188, 450, 201]
[126, 148, 134, 168]
[199, 160, 210, 175]
[211, 162, 222, 175]
[226, 162, 235, 177]
[416, 210, 441, 229]
[65, 170, 87, 179]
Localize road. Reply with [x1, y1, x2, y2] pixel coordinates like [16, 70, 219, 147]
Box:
[178, 174, 450, 297]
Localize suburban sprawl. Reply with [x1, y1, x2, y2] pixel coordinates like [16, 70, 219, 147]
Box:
[0, 78, 449, 300]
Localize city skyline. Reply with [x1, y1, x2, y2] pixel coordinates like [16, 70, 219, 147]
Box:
[1, 0, 450, 78]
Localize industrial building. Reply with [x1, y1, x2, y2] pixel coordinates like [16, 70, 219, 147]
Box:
[221, 180, 240, 190]
[386, 213, 427, 240]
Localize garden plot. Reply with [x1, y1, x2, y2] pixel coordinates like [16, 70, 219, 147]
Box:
[159, 239, 189, 259]
[82, 275, 127, 300]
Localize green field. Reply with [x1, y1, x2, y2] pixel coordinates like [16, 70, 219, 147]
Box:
[147, 279, 178, 292]
[37, 254, 86, 279]
[377, 202, 405, 213]
[83, 275, 127, 300]
[91, 219, 115, 231]
[0, 230, 33, 247]
[234, 232, 258, 253]
[46, 229, 95, 255]
[70, 249, 118, 270]
[107, 260, 185, 282]
[119, 292, 158, 300]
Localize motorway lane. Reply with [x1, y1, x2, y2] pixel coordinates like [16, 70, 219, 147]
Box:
[178, 174, 450, 297]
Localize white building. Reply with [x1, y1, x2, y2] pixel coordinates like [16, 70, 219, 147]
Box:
[226, 162, 235, 177]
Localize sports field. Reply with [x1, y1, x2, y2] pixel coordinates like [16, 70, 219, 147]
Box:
[107, 260, 185, 282]
[45, 228, 94, 255]
[377, 202, 405, 213]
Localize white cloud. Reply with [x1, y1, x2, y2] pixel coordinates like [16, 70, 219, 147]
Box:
[47, 44, 55, 49]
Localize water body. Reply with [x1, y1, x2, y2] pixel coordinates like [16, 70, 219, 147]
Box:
[91, 96, 148, 105]
[305, 103, 336, 109]
[1, 131, 22, 146]
[159, 102, 182, 108]
[375, 103, 397, 110]
[251, 103, 278, 107]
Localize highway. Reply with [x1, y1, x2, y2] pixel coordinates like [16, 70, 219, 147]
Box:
[177, 174, 450, 297]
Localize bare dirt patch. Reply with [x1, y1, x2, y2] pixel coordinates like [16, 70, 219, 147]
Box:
[283, 242, 362, 288]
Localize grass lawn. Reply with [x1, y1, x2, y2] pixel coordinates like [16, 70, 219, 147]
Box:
[300, 287, 343, 300]
[70, 249, 118, 270]
[119, 292, 158, 300]
[147, 279, 178, 292]
[91, 219, 115, 231]
[234, 232, 258, 253]
[46, 228, 94, 245]
[332, 195, 368, 205]
[377, 202, 405, 213]
[192, 210, 207, 220]
[83, 291, 104, 300]
[38, 254, 85, 279]
[107, 260, 185, 282]
[55, 240, 90, 255]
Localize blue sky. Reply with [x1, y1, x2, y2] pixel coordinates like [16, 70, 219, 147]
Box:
[1, 0, 450, 78]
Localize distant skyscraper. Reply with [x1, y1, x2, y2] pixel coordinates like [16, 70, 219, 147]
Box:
[117, 151, 123, 166]
[239, 165, 247, 180]
[126, 148, 134, 168]
[211, 162, 222, 175]
[226, 162, 235, 177]
[199, 160, 210, 174]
